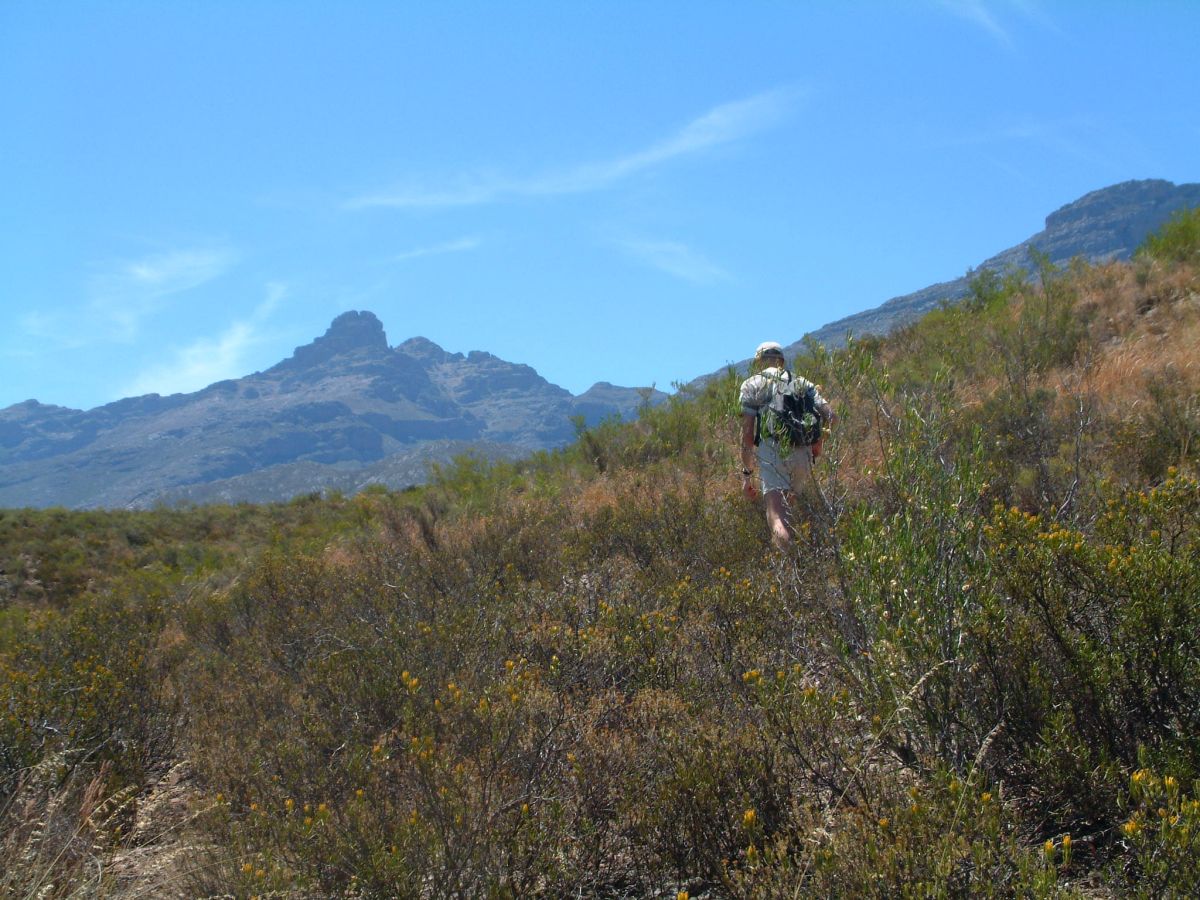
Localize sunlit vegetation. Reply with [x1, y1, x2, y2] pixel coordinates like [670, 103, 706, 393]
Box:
[2, 212, 1198, 896]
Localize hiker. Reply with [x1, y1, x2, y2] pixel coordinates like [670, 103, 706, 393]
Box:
[739, 341, 835, 550]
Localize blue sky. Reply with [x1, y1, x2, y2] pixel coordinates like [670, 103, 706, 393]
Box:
[2, 1, 1198, 411]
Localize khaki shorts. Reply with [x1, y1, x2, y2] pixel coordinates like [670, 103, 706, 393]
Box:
[756, 440, 813, 495]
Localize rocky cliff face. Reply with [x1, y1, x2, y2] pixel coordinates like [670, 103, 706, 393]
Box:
[0, 313, 666, 509]
[793, 179, 1200, 355]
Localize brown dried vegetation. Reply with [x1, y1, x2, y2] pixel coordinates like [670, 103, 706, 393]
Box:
[3, 213, 1200, 896]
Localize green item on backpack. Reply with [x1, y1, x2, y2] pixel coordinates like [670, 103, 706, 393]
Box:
[754, 369, 823, 450]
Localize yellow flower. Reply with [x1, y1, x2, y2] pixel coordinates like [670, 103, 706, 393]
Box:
[677, 893, 689, 900]
[878, 817, 890, 829]
[242, 862, 254, 874]
[1062, 834, 1072, 851]
[743, 808, 757, 829]
[981, 792, 993, 804]
[1122, 819, 1141, 837]
[1044, 839, 1055, 857]
[355, 788, 364, 799]
[285, 798, 294, 811]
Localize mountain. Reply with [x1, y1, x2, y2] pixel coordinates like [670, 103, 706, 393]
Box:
[709, 179, 1200, 377]
[0, 313, 665, 509]
[7, 179, 1195, 510]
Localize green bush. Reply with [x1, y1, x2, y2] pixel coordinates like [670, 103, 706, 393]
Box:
[1139, 205, 1200, 265]
[5, 242, 1200, 894]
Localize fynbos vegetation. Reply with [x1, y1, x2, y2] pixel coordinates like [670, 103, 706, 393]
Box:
[2, 209, 1199, 896]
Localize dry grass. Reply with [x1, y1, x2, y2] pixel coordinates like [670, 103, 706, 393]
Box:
[4, 249, 1198, 896]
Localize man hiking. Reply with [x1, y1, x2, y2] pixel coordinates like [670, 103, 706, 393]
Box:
[739, 341, 836, 550]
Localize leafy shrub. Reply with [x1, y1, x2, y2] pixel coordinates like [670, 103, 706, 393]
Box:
[5, 242, 1200, 895]
[1138, 205, 1200, 266]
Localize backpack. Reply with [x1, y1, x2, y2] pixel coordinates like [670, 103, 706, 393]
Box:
[755, 370, 823, 450]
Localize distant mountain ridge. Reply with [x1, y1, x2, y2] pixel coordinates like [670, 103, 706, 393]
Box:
[6, 179, 1196, 510]
[710, 179, 1200, 377]
[0, 313, 664, 509]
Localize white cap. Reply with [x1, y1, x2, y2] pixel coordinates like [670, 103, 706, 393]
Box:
[755, 341, 784, 358]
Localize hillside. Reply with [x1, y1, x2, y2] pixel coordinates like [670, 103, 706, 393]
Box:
[0, 312, 664, 510]
[2, 209, 1199, 896]
[700, 179, 1200, 382]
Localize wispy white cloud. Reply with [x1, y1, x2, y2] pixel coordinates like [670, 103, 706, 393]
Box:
[935, 0, 1058, 48]
[120, 284, 285, 398]
[393, 236, 482, 262]
[119, 249, 233, 294]
[616, 238, 731, 286]
[101, 248, 237, 341]
[257, 281, 287, 319]
[348, 87, 803, 210]
[23, 246, 237, 347]
[935, 0, 1014, 47]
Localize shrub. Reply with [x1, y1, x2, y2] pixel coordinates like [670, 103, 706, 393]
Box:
[1138, 205, 1200, 266]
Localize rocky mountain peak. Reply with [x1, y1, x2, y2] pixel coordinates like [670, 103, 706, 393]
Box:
[698, 178, 1200, 382]
[1043, 179, 1179, 232]
[275, 310, 389, 371]
[321, 310, 388, 352]
[397, 336, 461, 363]
[1033, 179, 1200, 264]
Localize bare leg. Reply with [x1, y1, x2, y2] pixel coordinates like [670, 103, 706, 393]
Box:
[761, 447, 815, 551]
[764, 489, 792, 550]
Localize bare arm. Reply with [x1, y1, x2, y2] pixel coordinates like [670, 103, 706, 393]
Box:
[739, 413, 758, 497]
[740, 413, 757, 471]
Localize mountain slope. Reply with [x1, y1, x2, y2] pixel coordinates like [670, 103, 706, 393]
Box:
[803, 178, 1200, 350]
[0, 312, 664, 509]
[700, 179, 1200, 380]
